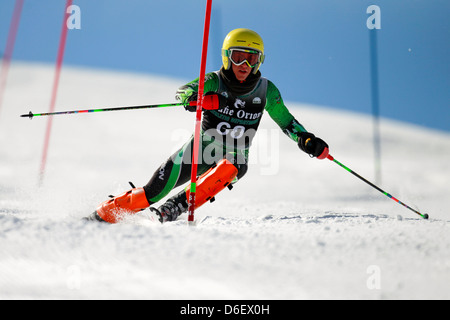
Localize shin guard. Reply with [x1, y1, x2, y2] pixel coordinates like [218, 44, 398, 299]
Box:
[96, 187, 150, 223]
[187, 158, 238, 210]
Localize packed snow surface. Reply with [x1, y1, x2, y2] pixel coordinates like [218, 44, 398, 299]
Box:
[1, 63, 449, 299]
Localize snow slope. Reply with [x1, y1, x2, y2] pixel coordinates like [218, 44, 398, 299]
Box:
[0, 62, 449, 300]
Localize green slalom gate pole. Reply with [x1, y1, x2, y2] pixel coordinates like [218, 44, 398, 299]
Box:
[326, 154, 429, 219]
[20, 101, 195, 119]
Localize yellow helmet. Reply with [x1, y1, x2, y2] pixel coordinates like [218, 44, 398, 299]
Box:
[222, 28, 265, 74]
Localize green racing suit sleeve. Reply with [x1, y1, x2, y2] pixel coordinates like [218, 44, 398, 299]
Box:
[175, 72, 219, 104]
[265, 80, 308, 143]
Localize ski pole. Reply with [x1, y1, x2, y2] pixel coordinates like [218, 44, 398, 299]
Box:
[326, 154, 429, 219]
[19, 101, 197, 119]
[20, 94, 222, 119]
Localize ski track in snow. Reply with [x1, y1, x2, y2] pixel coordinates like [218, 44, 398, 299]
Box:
[0, 63, 449, 299]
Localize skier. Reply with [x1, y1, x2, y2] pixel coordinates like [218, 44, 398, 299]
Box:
[85, 28, 329, 223]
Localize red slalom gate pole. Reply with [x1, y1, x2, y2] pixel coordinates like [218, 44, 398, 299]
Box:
[39, 0, 73, 186]
[0, 0, 25, 117]
[187, 0, 213, 225]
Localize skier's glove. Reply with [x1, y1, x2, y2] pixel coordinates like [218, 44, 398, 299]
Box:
[202, 92, 227, 110]
[176, 87, 226, 112]
[298, 132, 329, 160]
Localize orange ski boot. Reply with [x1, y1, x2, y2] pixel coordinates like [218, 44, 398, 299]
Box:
[88, 187, 150, 223]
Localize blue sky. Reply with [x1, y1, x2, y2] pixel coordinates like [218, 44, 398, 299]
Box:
[1, 0, 449, 132]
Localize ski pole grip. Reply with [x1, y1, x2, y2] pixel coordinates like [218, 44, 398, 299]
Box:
[20, 111, 34, 119]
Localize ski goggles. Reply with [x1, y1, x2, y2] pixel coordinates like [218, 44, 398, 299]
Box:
[226, 48, 262, 68]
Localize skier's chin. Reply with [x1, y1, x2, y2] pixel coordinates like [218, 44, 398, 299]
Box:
[236, 70, 250, 81]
